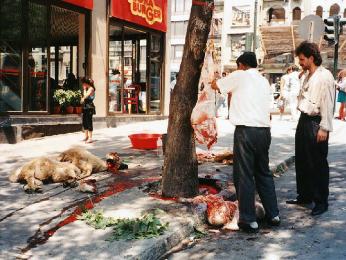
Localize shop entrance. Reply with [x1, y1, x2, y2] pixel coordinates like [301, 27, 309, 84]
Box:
[108, 23, 163, 115]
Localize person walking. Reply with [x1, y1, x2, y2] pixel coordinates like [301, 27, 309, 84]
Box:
[212, 52, 280, 233]
[286, 41, 335, 216]
[278, 67, 292, 120]
[81, 77, 96, 144]
[335, 69, 346, 121]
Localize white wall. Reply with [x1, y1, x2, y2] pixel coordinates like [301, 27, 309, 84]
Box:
[90, 0, 108, 117]
[164, 0, 172, 116]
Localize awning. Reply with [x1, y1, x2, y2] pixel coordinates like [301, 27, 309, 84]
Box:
[111, 0, 167, 32]
[63, 0, 93, 10]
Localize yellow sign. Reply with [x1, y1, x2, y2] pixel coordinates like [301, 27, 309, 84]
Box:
[128, 0, 162, 25]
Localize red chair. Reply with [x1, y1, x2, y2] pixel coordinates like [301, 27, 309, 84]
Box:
[123, 84, 141, 113]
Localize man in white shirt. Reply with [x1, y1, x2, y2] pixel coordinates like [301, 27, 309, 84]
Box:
[212, 52, 280, 233]
[286, 41, 335, 216]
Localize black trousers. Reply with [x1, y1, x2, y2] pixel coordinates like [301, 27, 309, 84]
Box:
[82, 110, 93, 131]
[295, 113, 329, 205]
[233, 126, 279, 223]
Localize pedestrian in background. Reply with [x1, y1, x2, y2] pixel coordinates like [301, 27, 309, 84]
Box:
[109, 69, 121, 111]
[81, 77, 96, 144]
[287, 41, 335, 216]
[335, 69, 346, 121]
[212, 52, 280, 233]
[278, 66, 292, 120]
[287, 65, 301, 121]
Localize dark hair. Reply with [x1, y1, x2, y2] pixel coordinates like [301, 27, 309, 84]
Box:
[291, 65, 299, 72]
[236, 52, 258, 68]
[295, 41, 322, 66]
[81, 77, 95, 89]
[112, 69, 120, 75]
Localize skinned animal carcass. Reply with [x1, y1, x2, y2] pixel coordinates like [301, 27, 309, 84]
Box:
[182, 194, 265, 231]
[192, 194, 237, 226]
[191, 50, 218, 149]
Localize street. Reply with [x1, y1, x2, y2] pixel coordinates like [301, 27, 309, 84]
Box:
[168, 119, 346, 260]
[0, 117, 344, 259]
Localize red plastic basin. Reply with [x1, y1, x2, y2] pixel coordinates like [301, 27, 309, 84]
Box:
[128, 134, 162, 149]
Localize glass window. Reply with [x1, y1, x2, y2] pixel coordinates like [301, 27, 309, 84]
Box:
[109, 25, 122, 113]
[316, 6, 323, 18]
[229, 34, 246, 61]
[174, 21, 185, 37]
[0, 0, 22, 112]
[174, 45, 183, 59]
[293, 7, 301, 21]
[149, 34, 162, 113]
[28, 1, 48, 112]
[330, 4, 340, 17]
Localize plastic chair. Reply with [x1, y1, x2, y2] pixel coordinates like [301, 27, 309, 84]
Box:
[123, 84, 141, 113]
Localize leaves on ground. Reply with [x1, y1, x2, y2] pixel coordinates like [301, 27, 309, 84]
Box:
[78, 209, 169, 241]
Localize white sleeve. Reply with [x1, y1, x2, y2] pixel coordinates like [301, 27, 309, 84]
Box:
[319, 74, 335, 132]
[216, 71, 241, 94]
[337, 78, 346, 92]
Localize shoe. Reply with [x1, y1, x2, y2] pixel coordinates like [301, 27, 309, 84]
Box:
[267, 216, 281, 226]
[85, 139, 93, 144]
[238, 221, 259, 233]
[286, 198, 312, 205]
[311, 204, 328, 216]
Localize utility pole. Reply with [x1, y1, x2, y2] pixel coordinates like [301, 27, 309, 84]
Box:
[253, 0, 258, 52]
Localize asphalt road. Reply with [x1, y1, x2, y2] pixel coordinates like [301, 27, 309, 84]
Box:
[168, 120, 346, 260]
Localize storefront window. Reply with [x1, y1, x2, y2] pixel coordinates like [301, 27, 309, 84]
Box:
[149, 34, 162, 113]
[109, 24, 122, 113]
[109, 24, 149, 114]
[0, 0, 22, 112]
[1, 1, 85, 114]
[28, 1, 48, 112]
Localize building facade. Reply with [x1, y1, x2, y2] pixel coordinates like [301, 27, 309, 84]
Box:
[0, 0, 168, 123]
[260, 0, 346, 83]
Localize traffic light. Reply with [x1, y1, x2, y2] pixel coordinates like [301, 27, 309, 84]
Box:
[324, 16, 339, 45]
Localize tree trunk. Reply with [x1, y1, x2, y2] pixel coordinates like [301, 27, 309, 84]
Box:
[162, 1, 214, 198]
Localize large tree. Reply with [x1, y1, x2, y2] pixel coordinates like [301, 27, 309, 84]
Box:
[162, 0, 214, 198]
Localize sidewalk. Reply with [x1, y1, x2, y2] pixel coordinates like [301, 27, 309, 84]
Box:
[0, 116, 298, 259]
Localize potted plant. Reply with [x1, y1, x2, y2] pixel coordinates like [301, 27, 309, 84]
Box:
[65, 90, 75, 114]
[72, 90, 82, 114]
[53, 89, 67, 113]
